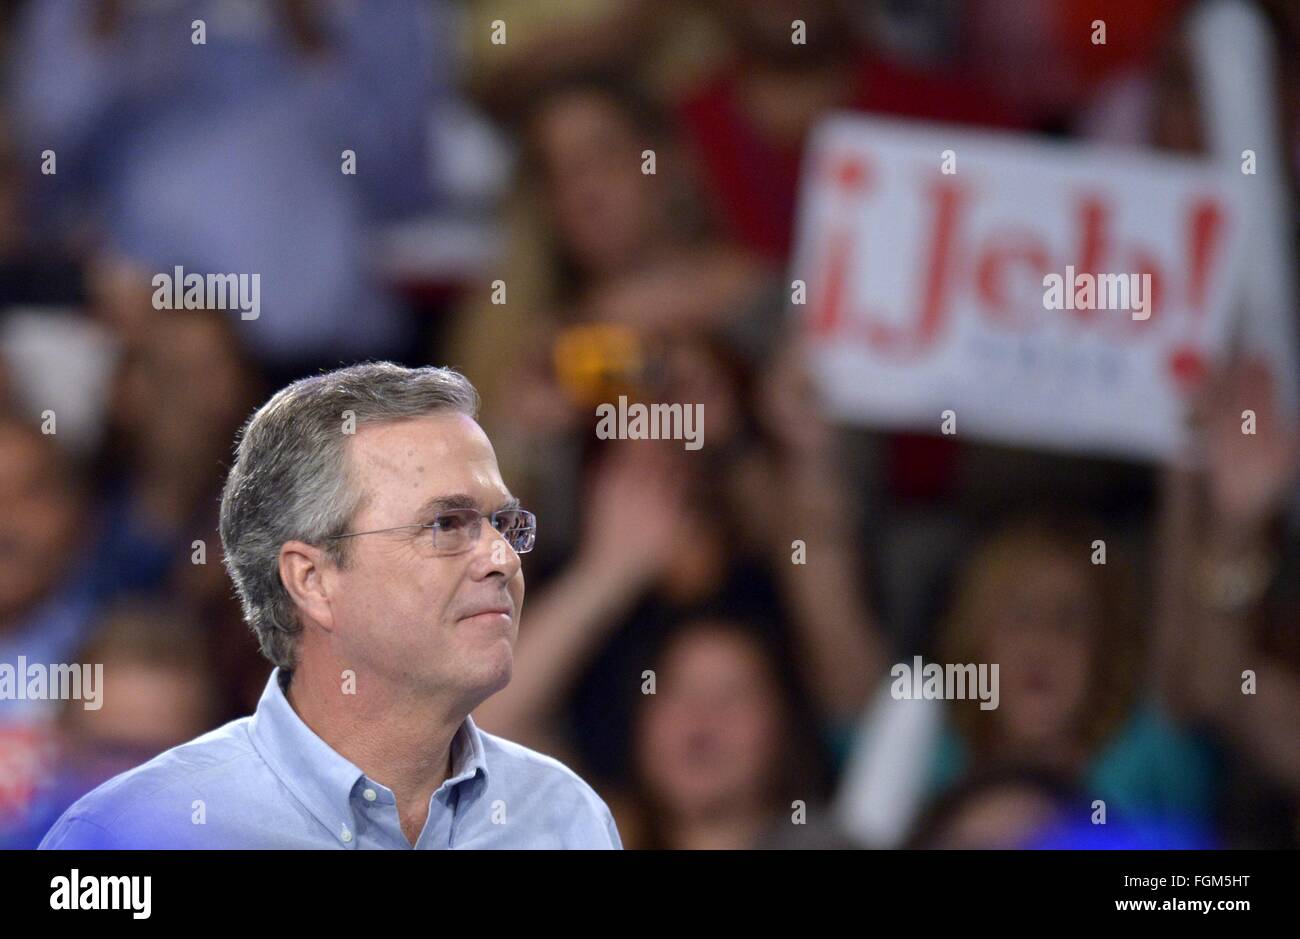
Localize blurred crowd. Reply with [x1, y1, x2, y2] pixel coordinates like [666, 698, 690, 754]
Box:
[1, 0, 1299, 850]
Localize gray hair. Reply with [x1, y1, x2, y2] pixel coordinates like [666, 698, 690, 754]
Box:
[218, 362, 480, 670]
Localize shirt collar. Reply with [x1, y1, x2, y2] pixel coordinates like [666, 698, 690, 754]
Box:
[248, 668, 490, 838]
[447, 712, 490, 790]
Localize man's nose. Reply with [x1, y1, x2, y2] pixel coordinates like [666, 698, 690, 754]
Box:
[469, 521, 521, 578]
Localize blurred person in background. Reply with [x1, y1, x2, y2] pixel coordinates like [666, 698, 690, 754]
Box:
[964, 0, 1186, 133]
[7, 0, 450, 376]
[926, 514, 1216, 829]
[94, 306, 267, 719]
[463, 0, 724, 115]
[450, 72, 771, 488]
[0, 598, 218, 848]
[0, 412, 98, 826]
[676, 0, 1024, 265]
[1090, 0, 1300, 847]
[671, 0, 1044, 648]
[446, 79, 791, 775]
[1077, 0, 1293, 164]
[173, 517, 273, 721]
[907, 766, 1082, 849]
[90, 308, 261, 600]
[1156, 358, 1300, 846]
[906, 763, 1213, 848]
[520, 76, 770, 339]
[620, 616, 855, 849]
[473, 333, 884, 792]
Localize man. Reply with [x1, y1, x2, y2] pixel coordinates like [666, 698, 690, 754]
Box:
[40, 363, 622, 848]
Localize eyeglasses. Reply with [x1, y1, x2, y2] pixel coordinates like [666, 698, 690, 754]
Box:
[326, 507, 536, 556]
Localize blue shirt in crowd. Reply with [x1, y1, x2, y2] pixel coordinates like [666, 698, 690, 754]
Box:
[39, 668, 622, 849]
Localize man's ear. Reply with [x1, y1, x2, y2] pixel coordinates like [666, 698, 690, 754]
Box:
[279, 540, 336, 633]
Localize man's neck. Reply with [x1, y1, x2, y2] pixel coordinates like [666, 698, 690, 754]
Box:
[284, 662, 469, 846]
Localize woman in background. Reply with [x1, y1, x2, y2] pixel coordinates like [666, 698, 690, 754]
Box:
[929, 514, 1217, 830]
[620, 616, 852, 850]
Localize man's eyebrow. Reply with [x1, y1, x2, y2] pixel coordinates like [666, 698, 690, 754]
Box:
[416, 493, 520, 517]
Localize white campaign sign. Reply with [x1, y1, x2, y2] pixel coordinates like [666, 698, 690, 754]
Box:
[791, 114, 1252, 460]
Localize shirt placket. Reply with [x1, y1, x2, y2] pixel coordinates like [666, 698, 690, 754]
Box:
[351, 778, 407, 849]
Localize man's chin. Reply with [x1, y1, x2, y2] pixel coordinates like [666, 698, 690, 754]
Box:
[467, 642, 514, 700]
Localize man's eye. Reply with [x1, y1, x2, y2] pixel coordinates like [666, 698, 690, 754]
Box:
[434, 514, 469, 531]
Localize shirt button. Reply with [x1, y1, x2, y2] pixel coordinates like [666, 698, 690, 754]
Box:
[340, 827, 353, 844]
[363, 788, 378, 803]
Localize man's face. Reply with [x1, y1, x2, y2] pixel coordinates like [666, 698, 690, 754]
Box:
[323, 413, 524, 707]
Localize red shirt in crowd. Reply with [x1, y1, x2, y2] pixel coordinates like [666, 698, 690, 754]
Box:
[677, 53, 1026, 500]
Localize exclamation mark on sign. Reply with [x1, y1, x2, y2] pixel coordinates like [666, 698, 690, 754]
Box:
[1167, 198, 1226, 393]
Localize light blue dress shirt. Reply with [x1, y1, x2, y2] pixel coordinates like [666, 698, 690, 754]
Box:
[39, 669, 622, 849]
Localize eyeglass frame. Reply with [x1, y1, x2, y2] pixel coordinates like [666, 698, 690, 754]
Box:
[323, 505, 537, 555]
